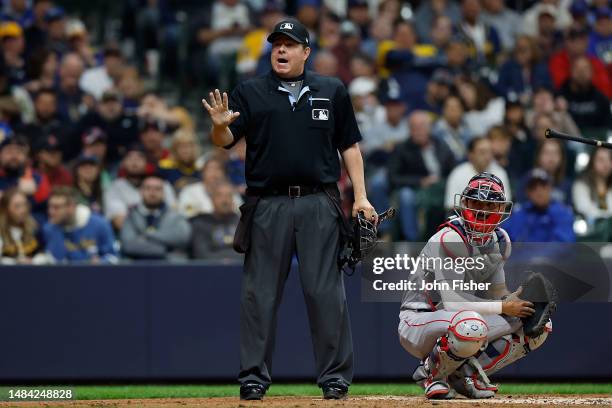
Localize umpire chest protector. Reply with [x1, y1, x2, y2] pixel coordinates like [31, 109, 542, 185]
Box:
[227, 70, 361, 188]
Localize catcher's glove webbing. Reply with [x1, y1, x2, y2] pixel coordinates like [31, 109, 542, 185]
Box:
[519, 272, 557, 337]
[339, 208, 396, 272]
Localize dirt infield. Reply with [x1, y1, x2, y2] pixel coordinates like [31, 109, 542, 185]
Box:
[3, 395, 612, 408]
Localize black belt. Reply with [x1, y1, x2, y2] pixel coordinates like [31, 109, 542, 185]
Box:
[247, 184, 329, 198]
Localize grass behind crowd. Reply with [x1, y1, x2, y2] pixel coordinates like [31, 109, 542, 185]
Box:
[6, 383, 609, 400]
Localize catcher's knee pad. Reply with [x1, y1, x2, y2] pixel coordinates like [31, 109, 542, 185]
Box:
[447, 310, 489, 358]
[421, 311, 488, 381]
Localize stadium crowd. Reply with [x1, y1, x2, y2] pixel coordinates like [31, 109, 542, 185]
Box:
[0, 0, 610, 264]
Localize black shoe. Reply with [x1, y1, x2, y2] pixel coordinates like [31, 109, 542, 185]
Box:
[240, 382, 266, 400]
[322, 379, 349, 400]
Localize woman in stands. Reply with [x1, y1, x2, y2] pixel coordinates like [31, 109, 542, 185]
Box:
[0, 188, 48, 264]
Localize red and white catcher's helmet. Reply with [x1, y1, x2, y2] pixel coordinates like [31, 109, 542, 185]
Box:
[454, 172, 513, 247]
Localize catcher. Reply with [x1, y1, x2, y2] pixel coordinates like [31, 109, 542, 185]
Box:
[398, 172, 556, 399]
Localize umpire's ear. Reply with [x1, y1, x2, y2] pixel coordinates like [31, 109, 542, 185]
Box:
[302, 46, 311, 62]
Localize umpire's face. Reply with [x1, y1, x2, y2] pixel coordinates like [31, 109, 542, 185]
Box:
[271, 36, 310, 78]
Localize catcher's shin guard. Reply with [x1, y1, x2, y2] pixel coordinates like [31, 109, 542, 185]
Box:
[478, 321, 552, 375]
[448, 357, 497, 399]
[416, 336, 466, 399]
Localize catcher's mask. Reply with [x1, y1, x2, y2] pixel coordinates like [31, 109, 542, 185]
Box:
[454, 172, 512, 247]
[340, 208, 396, 270]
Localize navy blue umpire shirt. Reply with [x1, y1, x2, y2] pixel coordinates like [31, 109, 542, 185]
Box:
[225, 70, 362, 188]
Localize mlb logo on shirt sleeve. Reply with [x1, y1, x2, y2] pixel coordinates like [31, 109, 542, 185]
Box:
[312, 109, 329, 120]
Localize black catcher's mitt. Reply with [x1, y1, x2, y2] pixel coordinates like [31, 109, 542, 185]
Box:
[519, 272, 557, 337]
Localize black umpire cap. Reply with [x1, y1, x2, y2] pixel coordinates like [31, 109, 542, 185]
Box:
[267, 19, 310, 46]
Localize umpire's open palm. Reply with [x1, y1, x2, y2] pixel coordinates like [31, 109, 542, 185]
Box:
[202, 89, 240, 128]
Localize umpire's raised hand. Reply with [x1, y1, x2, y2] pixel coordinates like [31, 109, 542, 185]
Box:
[202, 89, 240, 147]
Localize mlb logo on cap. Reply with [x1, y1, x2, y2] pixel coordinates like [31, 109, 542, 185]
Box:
[267, 19, 310, 45]
[280, 22, 293, 30]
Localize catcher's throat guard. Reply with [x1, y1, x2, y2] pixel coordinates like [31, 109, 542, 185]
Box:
[339, 208, 396, 271]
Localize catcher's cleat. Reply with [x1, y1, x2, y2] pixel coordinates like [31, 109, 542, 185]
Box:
[321, 379, 349, 400]
[239, 381, 266, 400]
[424, 379, 456, 399]
[448, 358, 497, 399]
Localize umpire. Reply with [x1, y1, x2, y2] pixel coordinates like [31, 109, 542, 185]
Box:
[202, 18, 377, 401]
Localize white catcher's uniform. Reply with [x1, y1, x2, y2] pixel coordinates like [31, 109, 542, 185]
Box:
[397, 216, 551, 381]
[398, 216, 519, 358]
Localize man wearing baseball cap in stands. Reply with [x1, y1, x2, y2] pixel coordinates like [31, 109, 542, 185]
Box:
[0, 21, 26, 85]
[504, 168, 575, 243]
[0, 129, 50, 221]
[34, 133, 72, 188]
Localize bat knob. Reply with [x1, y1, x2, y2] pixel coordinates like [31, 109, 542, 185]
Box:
[597, 141, 603, 147]
[544, 128, 551, 138]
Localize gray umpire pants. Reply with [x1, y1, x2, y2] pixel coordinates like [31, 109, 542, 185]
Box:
[238, 192, 353, 387]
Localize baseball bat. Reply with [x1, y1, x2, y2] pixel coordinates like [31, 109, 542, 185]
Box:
[545, 128, 612, 149]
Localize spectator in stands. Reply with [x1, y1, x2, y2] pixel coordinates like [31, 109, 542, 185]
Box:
[549, 25, 612, 98]
[445, 136, 511, 209]
[361, 82, 408, 162]
[72, 155, 105, 214]
[526, 87, 582, 141]
[588, 7, 611, 66]
[432, 94, 472, 162]
[66, 18, 96, 68]
[382, 20, 442, 110]
[414, 0, 461, 43]
[349, 76, 385, 145]
[312, 50, 339, 77]
[522, 0, 572, 37]
[193, 0, 252, 88]
[23, 49, 57, 94]
[517, 139, 572, 205]
[190, 182, 241, 261]
[573, 148, 612, 222]
[24, 0, 51, 56]
[34, 134, 71, 188]
[504, 168, 575, 242]
[104, 144, 176, 230]
[138, 117, 171, 167]
[55, 53, 86, 125]
[347, 0, 371, 39]
[45, 6, 69, 56]
[178, 157, 241, 218]
[44, 186, 117, 263]
[120, 173, 191, 261]
[158, 130, 201, 193]
[80, 127, 110, 175]
[0, 21, 26, 86]
[0, 132, 49, 218]
[74, 89, 139, 164]
[235, 3, 284, 79]
[17, 87, 62, 149]
[481, 0, 522, 51]
[0, 188, 47, 264]
[117, 66, 144, 109]
[487, 125, 512, 178]
[505, 100, 536, 180]
[2, 0, 34, 28]
[457, 77, 505, 136]
[332, 20, 362, 84]
[420, 69, 453, 114]
[496, 35, 553, 103]
[136, 91, 183, 128]
[388, 111, 455, 240]
[429, 15, 453, 51]
[80, 44, 125, 100]
[349, 52, 375, 79]
[456, 0, 501, 66]
[444, 38, 473, 78]
[560, 56, 612, 132]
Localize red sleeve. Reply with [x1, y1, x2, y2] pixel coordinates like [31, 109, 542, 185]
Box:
[33, 173, 51, 203]
[589, 57, 612, 99]
[549, 51, 569, 90]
